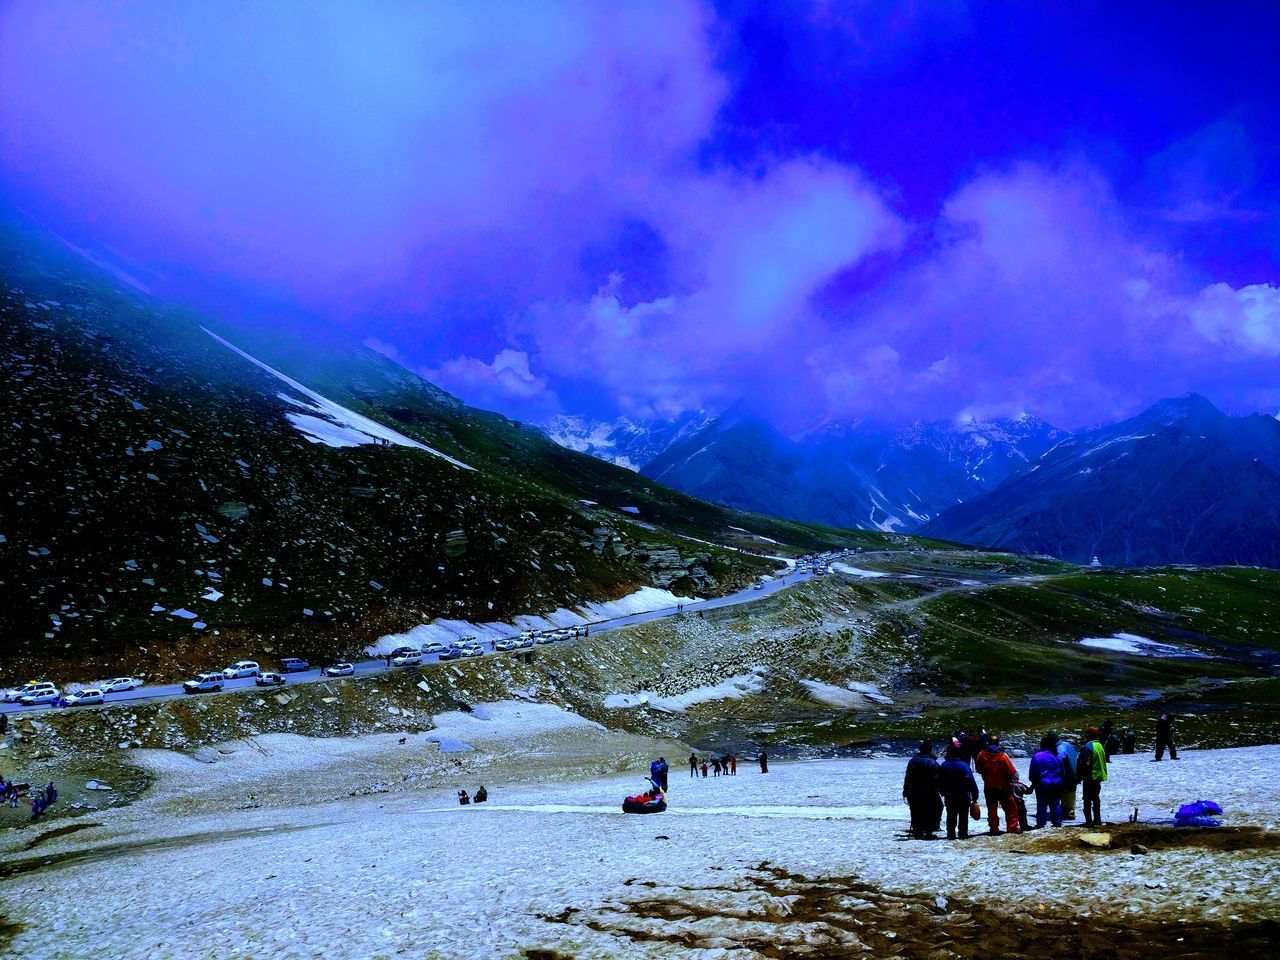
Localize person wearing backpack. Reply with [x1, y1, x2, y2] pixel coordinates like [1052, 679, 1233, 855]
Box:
[1079, 727, 1108, 826]
[1028, 735, 1063, 828]
[1051, 732, 1079, 820]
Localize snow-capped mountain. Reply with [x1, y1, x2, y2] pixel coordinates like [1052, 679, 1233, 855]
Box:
[541, 410, 714, 471]
[922, 394, 1280, 566]
[640, 410, 1068, 532]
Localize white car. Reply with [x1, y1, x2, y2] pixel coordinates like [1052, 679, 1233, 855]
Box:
[255, 672, 287, 687]
[753, 582, 765, 590]
[535, 632, 556, 644]
[101, 677, 143, 693]
[422, 642, 449, 655]
[325, 663, 355, 677]
[392, 652, 423, 667]
[493, 638, 519, 652]
[222, 660, 261, 679]
[515, 636, 536, 649]
[4, 681, 56, 703]
[183, 673, 224, 694]
[65, 688, 105, 706]
[455, 645, 483, 658]
[20, 687, 62, 706]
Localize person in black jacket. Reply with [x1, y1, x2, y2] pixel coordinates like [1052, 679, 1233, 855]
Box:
[938, 744, 980, 839]
[902, 740, 942, 839]
[1155, 714, 1178, 760]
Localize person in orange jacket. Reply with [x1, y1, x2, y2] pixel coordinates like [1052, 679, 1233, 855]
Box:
[974, 734, 1021, 835]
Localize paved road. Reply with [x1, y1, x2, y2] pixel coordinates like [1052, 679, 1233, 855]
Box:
[1, 568, 820, 717]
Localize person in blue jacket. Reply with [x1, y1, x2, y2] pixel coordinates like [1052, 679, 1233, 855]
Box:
[1051, 732, 1079, 821]
[938, 744, 980, 840]
[902, 740, 942, 839]
[1028, 735, 1063, 828]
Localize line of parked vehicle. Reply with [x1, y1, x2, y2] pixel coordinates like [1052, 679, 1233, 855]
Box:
[2, 627, 593, 708]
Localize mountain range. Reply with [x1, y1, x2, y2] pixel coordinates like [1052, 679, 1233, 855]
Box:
[921, 394, 1280, 567]
[545, 397, 1280, 570]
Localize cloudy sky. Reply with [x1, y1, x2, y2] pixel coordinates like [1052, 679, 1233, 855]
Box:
[1, 1, 1277, 429]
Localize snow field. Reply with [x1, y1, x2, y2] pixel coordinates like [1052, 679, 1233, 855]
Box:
[3, 746, 1276, 959]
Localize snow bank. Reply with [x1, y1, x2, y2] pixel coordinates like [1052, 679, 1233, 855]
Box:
[832, 563, 889, 578]
[368, 587, 694, 655]
[429, 701, 604, 740]
[203, 328, 473, 470]
[800, 679, 893, 708]
[604, 668, 768, 713]
[1079, 632, 1207, 658]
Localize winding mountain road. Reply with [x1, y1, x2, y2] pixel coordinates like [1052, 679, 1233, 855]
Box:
[2, 567, 826, 718]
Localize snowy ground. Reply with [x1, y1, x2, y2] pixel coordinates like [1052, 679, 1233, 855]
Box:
[2, 733, 1276, 959]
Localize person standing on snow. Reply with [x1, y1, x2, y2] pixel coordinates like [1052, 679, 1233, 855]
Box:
[689, 753, 698, 778]
[975, 735, 1021, 835]
[1079, 727, 1108, 826]
[938, 744, 979, 840]
[1051, 732, 1079, 821]
[759, 752, 768, 774]
[1028, 735, 1063, 828]
[902, 741, 942, 840]
[1155, 714, 1178, 761]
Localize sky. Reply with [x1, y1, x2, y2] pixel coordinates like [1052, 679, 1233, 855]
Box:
[1, 0, 1278, 431]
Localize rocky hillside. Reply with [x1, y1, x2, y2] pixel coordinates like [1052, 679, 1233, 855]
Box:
[0, 218, 910, 682]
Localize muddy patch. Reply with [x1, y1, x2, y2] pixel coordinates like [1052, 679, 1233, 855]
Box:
[21, 821, 103, 850]
[1011, 823, 1280, 855]
[541, 863, 1278, 959]
[0, 822, 320, 881]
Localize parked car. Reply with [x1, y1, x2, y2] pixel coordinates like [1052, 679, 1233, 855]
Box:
[255, 672, 287, 687]
[535, 632, 556, 644]
[20, 687, 63, 706]
[100, 677, 143, 693]
[325, 663, 355, 677]
[222, 660, 261, 679]
[65, 688, 105, 706]
[753, 582, 764, 590]
[438, 647, 464, 661]
[458, 645, 484, 658]
[421, 642, 448, 655]
[515, 636, 536, 649]
[392, 652, 423, 667]
[279, 658, 310, 673]
[183, 673, 224, 694]
[4, 681, 56, 703]
[389, 647, 417, 659]
[493, 638, 519, 652]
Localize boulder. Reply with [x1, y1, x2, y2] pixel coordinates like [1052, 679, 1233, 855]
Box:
[1130, 843, 1149, 855]
[1078, 832, 1113, 849]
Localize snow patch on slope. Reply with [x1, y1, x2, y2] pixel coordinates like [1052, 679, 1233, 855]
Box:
[604, 667, 768, 712]
[1079, 632, 1206, 658]
[203, 328, 473, 470]
[367, 587, 694, 655]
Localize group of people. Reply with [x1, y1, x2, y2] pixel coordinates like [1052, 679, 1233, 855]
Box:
[457, 785, 488, 805]
[903, 726, 1118, 840]
[688, 752, 738, 778]
[1, 777, 56, 819]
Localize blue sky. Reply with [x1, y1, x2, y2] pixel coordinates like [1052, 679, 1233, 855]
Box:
[1, 1, 1277, 429]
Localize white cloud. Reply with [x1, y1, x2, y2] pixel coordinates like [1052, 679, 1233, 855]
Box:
[425, 349, 559, 418]
[1188, 282, 1280, 356]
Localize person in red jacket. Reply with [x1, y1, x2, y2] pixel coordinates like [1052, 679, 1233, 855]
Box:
[974, 735, 1021, 835]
